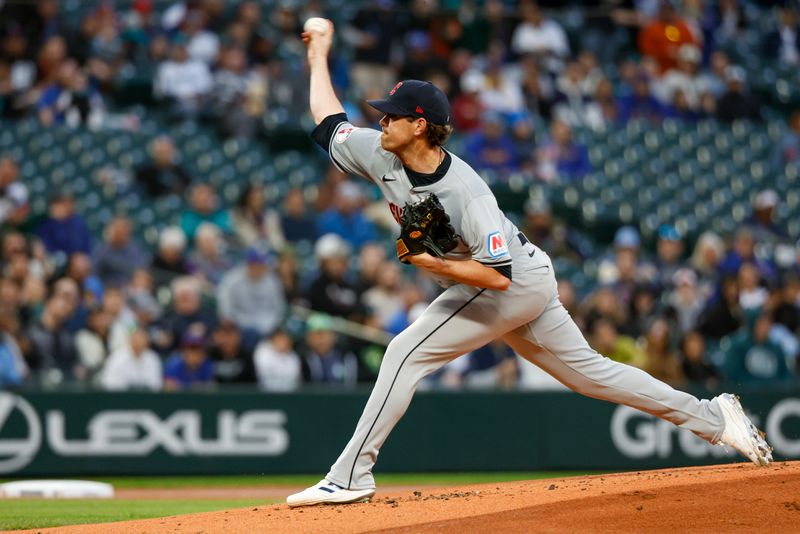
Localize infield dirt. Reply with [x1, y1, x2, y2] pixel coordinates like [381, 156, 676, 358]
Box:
[17, 461, 800, 533]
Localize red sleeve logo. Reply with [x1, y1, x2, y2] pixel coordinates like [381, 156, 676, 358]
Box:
[389, 202, 403, 224]
[488, 232, 508, 258]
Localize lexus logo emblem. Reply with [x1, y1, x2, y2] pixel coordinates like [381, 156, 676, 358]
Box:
[0, 393, 42, 472]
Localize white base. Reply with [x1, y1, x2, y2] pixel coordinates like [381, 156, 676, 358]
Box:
[0, 480, 114, 498]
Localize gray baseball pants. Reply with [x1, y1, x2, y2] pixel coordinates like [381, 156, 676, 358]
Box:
[326, 246, 725, 490]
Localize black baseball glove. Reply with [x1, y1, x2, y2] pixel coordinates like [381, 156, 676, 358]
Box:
[396, 193, 459, 263]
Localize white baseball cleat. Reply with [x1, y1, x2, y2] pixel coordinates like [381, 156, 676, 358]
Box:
[286, 479, 375, 508]
[715, 393, 773, 466]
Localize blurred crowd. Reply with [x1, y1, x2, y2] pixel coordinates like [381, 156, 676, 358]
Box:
[1, 0, 800, 392]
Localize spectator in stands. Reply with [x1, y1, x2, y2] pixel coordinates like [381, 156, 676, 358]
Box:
[743, 189, 789, 245]
[626, 284, 660, 339]
[665, 268, 705, 335]
[154, 35, 212, 121]
[638, 0, 698, 73]
[399, 31, 445, 82]
[464, 112, 520, 175]
[151, 226, 191, 285]
[521, 196, 582, 261]
[617, 72, 664, 123]
[654, 224, 685, 291]
[385, 284, 426, 335]
[163, 323, 215, 390]
[275, 249, 301, 304]
[583, 286, 629, 335]
[308, 234, 361, 319]
[180, 183, 233, 241]
[654, 44, 704, 112]
[346, 0, 397, 96]
[211, 45, 263, 139]
[519, 54, 554, 121]
[714, 0, 748, 48]
[155, 276, 216, 356]
[188, 223, 234, 288]
[700, 51, 732, 99]
[100, 324, 162, 391]
[361, 260, 404, 328]
[184, 9, 219, 65]
[471, 45, 526, 119]
[0, 156, 29, 227]
[0, 307, 26, 387]
[552, 60, 599, 130]
[535, 120, 592, 183]
[678, 329, 719, 387]
[698, 276, 743, 338]
[716, 66, 762, 123]
[725, 312, 791, 384]
[91, 216, 149, 288]
[718, 227, 778, 283]
[35, 190, 91, 259]
[216, 246, 286, 339]
[772, 274, 800, 335]
[135, 136, 192, 198]
[690, 231, 726, 297]
[316, 181, 377, 251]
[281, 187, 317, 244]
[511, 1, 569, 74]
[208, 318, 256, 384]
[763, 6, 799, 68]
[772, 110, 800, 170]
[25, 292, 79, 384]
[64, 251, 103, 311]
[642, 318, 684, 386]
[75, 305, 112, 379]
[232, 183, 286, 251]
[0, 29, 37, 119]
[301, 312, 358, 388]
[254, 328, 302, 391]
[352, 243, 386, 296]
[37, 59, 105, 129]
[597, 226, 647, 287]
[738, 262, 769, 312]
[589, 317, 645, 368]
[451, 71, 485, 132]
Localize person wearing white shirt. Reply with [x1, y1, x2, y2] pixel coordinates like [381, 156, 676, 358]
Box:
[154, 40, 213, 119]
[100, 327, 163, 391]
[511, 2, 569, 73]
[254, 329, 301, 392]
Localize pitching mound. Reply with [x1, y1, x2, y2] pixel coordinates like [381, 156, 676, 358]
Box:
[21, 462, 800, 533]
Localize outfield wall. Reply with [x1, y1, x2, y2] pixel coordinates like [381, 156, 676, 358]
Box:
[0, 389, 798, 476]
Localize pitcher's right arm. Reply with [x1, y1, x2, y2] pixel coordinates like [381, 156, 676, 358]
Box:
[303, 20, 345, 126]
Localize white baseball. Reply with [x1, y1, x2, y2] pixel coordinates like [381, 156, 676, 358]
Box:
[304, 17, 329, 35]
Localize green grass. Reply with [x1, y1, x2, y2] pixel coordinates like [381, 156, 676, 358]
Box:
[0, 472, 613, 531]
[78, 471, 609, 488]
[0, 498, 269, 531]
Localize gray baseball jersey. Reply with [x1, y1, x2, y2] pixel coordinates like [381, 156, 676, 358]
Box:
[326, 120, 519, 286]
[311, 114, 726, 491]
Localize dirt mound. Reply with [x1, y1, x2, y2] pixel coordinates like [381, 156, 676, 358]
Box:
[19, 462, 800, 533]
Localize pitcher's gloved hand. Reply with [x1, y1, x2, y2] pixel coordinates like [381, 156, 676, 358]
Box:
[396, 193, 459, 263]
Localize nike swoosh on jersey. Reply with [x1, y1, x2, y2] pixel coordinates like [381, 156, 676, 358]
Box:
[381, 175, 396, 182]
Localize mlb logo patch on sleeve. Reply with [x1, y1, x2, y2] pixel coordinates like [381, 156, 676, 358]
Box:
[487, 232, 509, 258]
[334, 126, 357, 144]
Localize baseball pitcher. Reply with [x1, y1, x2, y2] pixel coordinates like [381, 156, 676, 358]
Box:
[287, 20, 773, 507]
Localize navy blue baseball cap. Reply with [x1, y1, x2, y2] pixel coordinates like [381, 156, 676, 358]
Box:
[367, 80, 451, 126]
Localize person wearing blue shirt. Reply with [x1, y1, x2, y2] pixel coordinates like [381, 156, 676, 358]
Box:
[163, 324, 215, 390]
[35, 191, 92, 258]
[316, 181, 377, 251]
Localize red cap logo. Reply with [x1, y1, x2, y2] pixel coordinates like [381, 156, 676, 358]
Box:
[389, 82, 403, 95]
[416, 105, 424, 114]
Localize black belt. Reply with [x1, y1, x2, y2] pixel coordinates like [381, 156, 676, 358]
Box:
[517, 232, 535, 256]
